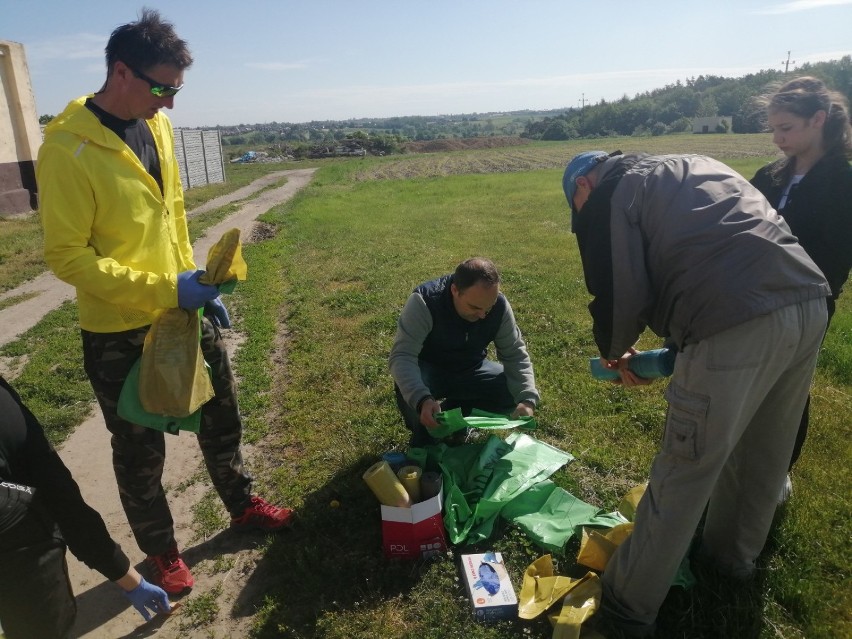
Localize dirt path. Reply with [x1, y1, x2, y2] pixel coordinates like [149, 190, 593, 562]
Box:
[0, 168, 308, 352]
[0, 167, 315, 638]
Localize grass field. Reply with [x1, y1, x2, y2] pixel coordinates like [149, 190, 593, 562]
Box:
[2, 134, 848, 638]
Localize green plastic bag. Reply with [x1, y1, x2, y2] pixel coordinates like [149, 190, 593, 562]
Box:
[117, 357, 204, 435]
[433, 432, 573, 545]
[430, 407, 537, 439]
[501, 480, 625, 553]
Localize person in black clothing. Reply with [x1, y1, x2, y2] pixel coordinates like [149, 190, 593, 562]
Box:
[0, 376, 171, 639]
[751, 76, 852, 499]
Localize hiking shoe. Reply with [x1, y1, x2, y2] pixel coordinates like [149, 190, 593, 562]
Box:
[230, 495, 294, 532]
[145, 546, 194, 596]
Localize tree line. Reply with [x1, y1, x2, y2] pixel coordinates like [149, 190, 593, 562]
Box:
[42, 58, 847, 155]
[523, 57, 851, 140]
[219, 57, 849, 156]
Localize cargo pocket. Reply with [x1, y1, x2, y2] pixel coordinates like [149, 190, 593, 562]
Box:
[663, 382, 709, 461]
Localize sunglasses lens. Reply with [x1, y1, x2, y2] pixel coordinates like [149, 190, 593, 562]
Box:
[151, 86, 180, 98]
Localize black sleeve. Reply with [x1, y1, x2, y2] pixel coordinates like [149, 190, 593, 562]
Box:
[807, 162, 852, 303]
[573, 179, 618, 358]
[0, 378, 130, 581]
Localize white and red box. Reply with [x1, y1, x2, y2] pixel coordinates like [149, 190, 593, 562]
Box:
[460, 551, 518, 622]
[380, 489, 447, 560]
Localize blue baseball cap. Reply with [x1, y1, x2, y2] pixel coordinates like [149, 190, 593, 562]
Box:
[562, 151, 608, 212]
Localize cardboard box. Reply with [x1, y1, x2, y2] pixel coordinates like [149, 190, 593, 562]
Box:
[380, 489, 447, 560]
[460, 552, 518, 622]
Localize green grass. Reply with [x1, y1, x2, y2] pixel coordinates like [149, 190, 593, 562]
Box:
[179, 583, 223, 631]
[0, 302, 93, 444]
[0, 291, 38, 311]
[187, 202, 243, 241]
[224, 159, 849, 638]
[0, 216, 45, 294]
[3, 136, 847, 638]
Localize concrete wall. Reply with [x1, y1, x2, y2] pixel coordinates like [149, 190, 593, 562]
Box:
[0, 40, 41, 215]
[174, 128, 225, 189]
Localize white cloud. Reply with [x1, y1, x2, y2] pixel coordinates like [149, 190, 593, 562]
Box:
[24, 34, 104, 62]
[755, 0, 852, 15]
[283, 65, 780, 104]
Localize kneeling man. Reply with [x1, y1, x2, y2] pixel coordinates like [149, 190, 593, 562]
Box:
[389, 257, 540, 446]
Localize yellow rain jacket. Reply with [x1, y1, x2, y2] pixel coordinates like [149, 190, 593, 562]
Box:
[37, 96, 195, 332]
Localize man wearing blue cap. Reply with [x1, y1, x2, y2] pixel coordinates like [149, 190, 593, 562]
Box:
[562, 151, 829, 636]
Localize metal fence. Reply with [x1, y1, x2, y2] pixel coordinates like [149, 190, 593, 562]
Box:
[174, 129, 225, 189]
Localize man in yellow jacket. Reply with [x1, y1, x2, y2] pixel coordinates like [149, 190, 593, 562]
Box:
[36, 9, 293, 598]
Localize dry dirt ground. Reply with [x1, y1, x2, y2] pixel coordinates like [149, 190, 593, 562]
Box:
[0, 167, 315, 639]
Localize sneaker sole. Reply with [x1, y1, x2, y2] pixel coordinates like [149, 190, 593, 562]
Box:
[162, 583, 194, 597]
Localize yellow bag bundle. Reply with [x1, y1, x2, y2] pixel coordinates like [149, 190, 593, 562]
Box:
[138, 229, 247, 418]
[517, 555, 603, 639]
[199, 228, 247, 287]
[139, 308, 214, 417]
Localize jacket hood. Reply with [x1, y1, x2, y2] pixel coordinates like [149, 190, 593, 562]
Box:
[44, 96, 160, 151]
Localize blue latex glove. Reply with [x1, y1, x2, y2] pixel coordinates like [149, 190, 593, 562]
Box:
[204, 297, 231, 328]
[123, 577, 170, 621]
[177, 269, 219, 310]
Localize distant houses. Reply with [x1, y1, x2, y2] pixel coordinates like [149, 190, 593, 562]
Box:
[692, 116, 733, 134]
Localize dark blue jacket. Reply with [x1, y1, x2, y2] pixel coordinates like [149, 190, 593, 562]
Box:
[416, 274, 507, 373]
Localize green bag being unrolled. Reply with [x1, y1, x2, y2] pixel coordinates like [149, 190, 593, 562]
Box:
[117, 357, 204, 434]
[430, 407, 537, 439]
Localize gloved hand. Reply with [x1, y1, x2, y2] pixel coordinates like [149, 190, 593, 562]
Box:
[123, 577, 171, 621]
[204, 297, 231, 328]
[177, 269, 219, 310]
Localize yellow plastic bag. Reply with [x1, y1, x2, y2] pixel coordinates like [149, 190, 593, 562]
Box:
[138, 308, 214, 417]
[198, 228, 247, 287]
[517, 554, 602, 639]
[136, 229, 247, 418]
[547, 574, 602, 639]
[576, 523, 634, 572]
[617, 483, 646, 522]
[518, 555, 591, 619]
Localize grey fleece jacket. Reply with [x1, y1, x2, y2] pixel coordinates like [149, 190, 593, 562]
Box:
[389, 291, 540, 411]
[584, 153, 830, 359]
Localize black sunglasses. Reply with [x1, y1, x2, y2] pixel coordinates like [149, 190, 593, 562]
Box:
[126, 63, 183, 97]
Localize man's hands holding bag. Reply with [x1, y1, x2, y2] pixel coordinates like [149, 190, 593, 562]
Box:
[177, 269, 219, 309]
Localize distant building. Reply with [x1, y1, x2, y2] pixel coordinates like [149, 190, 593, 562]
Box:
[692, 116, 733, 134]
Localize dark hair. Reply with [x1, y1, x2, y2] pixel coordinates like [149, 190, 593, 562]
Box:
[757, 76, 852, 177]
[105, 7, 193, 74]
[453, 258, 500, 292]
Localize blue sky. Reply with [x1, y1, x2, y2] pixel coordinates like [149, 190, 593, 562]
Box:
[5, 0, 852, 128]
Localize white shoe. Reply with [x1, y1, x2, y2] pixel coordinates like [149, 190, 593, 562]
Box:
[778, 474, 793, 505]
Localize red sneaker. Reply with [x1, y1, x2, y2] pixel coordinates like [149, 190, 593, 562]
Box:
[145, 546, 194, 596]
[230, 496, 294, 532]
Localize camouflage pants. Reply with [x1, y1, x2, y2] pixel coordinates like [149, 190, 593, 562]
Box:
[82, 317, 253, 556]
